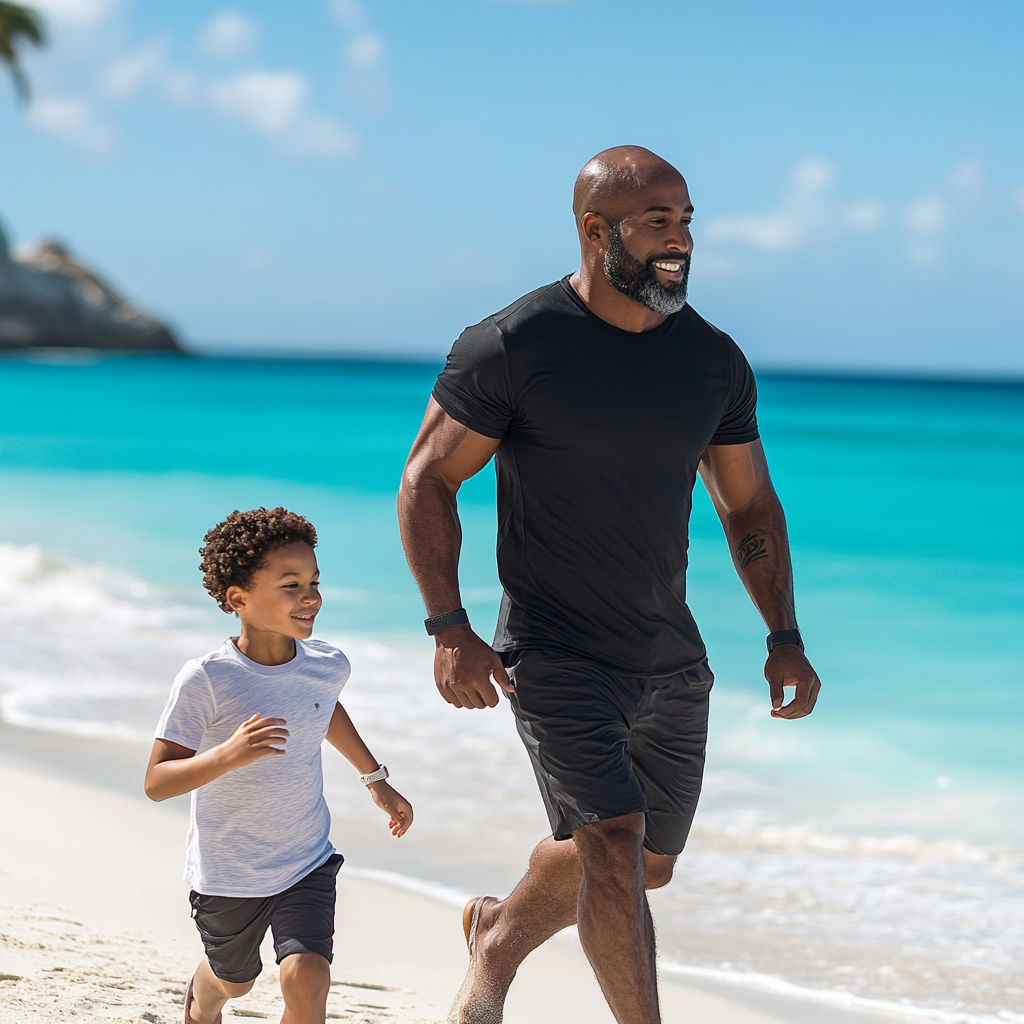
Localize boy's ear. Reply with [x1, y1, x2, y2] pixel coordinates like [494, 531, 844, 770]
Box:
[224, 586, 247, 613]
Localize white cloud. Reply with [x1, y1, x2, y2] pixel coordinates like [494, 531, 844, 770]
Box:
[348, 32, 384, 68]
[98, 42, 166, 100]
[903, 160, 986, 268]
[343, 32, 388, 111]
[1011, 187, 1024, 216]
[22, 2, 361, 161]
[329, 1, 390, 112]
[209, 71, 357, 158]
[209, 70, 304, 133]
[330, 0, 366, 31]
[704, 159, 882, 252]
[28, 96, 116, 154]
[31, 0, 117, 28]
[197, 11, 258, 60]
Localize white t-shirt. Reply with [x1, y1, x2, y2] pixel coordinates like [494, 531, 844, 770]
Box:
[155, 637, 350, 897]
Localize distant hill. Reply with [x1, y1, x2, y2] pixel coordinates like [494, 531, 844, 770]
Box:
[0, 223, 180, 351]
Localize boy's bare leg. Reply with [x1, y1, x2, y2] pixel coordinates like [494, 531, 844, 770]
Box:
[279, 952, 332, 1024]
[190, 960, 256, 1024]
[450, 812, 674, 1024]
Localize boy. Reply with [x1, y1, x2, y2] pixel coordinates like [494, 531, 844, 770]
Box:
[145, 507, 413, 1024]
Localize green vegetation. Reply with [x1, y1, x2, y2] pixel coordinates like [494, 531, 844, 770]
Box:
[0, 1, 45, 102]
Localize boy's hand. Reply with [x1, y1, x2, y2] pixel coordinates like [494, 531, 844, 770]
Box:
[217, 713, 289, 769]
[367, 781, 413, 837]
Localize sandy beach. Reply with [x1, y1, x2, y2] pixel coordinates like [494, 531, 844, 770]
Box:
[0, 723, 926, 1024]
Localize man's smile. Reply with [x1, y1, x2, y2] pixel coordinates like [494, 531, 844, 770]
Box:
[652, 260, 685, 280]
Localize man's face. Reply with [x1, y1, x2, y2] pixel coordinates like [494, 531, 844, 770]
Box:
[602, 181, 693, 316]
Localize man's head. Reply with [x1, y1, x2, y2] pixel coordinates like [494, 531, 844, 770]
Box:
[574, 146, 693, 315]
[199, 507, 321, 637]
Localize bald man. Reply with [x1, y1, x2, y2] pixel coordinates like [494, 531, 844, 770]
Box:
[398, 147, 821, 1024]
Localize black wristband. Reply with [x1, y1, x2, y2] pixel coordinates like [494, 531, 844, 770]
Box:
[767, 628, 803, 653]
[424, 607, 470, 635]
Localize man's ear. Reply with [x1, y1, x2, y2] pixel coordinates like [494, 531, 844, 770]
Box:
[224, 586, 247, 613]
[580, 211, 609, 250]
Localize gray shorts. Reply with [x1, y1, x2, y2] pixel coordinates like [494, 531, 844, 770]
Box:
[504, 648, 714, 857]
[189, 853, 343, 983]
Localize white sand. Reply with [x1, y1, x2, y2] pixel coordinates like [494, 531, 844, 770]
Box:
[0, 757, 901, 1024]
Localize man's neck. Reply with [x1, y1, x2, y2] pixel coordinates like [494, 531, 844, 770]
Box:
[569, 266, 668, 334]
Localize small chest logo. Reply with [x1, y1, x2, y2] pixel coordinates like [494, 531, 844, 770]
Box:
[314, 702, 320, 710]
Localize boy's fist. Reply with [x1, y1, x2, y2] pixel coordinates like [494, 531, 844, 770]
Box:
[367, 781, 414, 837]
[219, 713, 289, 768]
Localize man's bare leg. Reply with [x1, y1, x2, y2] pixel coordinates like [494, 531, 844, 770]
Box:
[449, 812, 674, 1024]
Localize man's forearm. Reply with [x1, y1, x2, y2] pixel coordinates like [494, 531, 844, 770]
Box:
[720, 488, 797, 633]
[397, 470, 465, 616]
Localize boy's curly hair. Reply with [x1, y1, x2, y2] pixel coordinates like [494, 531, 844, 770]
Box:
[199, 507, 318, 612]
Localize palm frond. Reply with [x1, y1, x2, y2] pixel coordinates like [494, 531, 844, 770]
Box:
[0, 1, 46, 102]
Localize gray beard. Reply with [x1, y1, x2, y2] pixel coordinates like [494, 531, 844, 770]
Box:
[603, 223, 689, 315]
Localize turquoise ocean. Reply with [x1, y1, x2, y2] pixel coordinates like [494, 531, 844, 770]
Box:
[1, 352, 1022, 1021]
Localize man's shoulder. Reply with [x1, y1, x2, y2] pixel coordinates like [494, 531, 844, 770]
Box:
[456, 280, 570, 345]
[490, 280, 568, 331]
[676, 303, 733, 343]
[675, 304, 751, 362]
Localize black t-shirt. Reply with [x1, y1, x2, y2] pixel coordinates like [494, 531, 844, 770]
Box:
[432, 277, 759, 675]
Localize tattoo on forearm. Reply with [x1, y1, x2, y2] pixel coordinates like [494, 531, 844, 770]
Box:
[736, 533, 769, 569]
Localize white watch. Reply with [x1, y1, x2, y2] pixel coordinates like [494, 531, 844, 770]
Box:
[360, 764, 389, 786]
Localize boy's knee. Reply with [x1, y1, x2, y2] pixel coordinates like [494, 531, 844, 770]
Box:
[280, 952, 331, 996]
[221, 978, 257, 998]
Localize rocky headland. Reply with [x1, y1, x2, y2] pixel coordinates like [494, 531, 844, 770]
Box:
[0, 222, 180, 351]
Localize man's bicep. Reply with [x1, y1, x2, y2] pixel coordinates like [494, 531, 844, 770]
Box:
[699, 440, 771, 515]
[405, 398, 501, 490]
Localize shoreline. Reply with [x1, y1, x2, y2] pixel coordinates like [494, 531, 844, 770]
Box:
[0, 717, 949, 1024]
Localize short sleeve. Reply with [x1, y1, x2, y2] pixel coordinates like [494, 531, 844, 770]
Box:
[432, 319, 514, 439]
[155, 660, 216, 750]
[709, 339, 760, 445]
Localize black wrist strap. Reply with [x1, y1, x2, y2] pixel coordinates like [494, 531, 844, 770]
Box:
[767, 628, 803, 653]
[424, 607, 470, 635]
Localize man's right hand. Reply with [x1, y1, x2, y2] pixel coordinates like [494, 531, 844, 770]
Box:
[433, 625, 514, 709]
[217, 712, 289, 767]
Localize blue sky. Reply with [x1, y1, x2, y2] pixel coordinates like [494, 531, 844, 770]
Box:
[2, 0, 1023, 372]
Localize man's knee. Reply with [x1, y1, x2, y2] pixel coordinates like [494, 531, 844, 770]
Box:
[573, 814, 646, 886]
[643, 851, 676, 890]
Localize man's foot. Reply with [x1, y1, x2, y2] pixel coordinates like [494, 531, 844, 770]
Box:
[184, 975, 223, 1024]
[446, 896, 510, 1024]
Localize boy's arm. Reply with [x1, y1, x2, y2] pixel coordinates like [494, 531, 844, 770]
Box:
[143, 713, 289, 801]
[326, 703, 413, 837]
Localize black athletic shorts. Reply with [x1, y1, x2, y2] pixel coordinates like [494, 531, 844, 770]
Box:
[504, 648, 714, 857]
[189, 853, 344, 984]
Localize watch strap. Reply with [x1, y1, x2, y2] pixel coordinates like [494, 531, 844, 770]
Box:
[424, 607, 469, 635]
[767, 628, 803, 653]
[360, 765, 389, 786]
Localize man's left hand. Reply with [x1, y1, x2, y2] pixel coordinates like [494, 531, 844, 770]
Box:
[765, 645, 820, 719]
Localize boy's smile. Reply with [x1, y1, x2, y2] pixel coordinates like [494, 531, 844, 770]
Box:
[225, 541, 322, 663]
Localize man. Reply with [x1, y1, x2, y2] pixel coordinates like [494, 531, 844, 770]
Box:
[397, 146, 821, 1024]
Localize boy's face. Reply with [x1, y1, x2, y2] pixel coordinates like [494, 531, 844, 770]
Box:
[225, 541, 322, 638]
